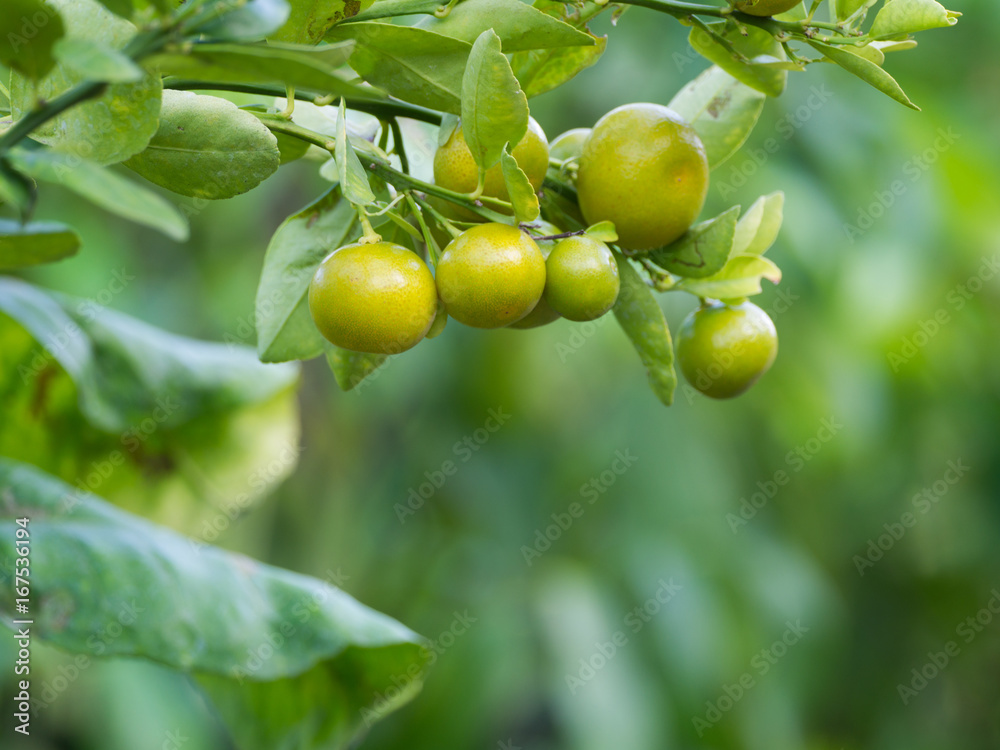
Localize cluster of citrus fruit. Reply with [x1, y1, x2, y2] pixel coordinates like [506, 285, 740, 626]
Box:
[309, 103, 777, 399]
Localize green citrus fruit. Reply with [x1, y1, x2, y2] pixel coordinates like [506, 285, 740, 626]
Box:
[676, 301, 778, 399]
[509, 221, 563, 330]
[433, 117, 549, 215]
[436, 223, 546, 329]
[577, 103, 709, 250]
[549, 128, 591, 162]
[543, 236, 620, 322]
[309, 241, 437, 354]
[733, 0, 801, 16]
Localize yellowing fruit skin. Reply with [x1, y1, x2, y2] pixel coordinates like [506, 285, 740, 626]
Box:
[577, 103, 709, 250]
[436, 223, 546, 329]
[733, 0, 801, 16]
[308, 242, 437, 354]
[433, 117, 549, 218]
[543, 236, 620, 322]
[676, 301, 778, 399]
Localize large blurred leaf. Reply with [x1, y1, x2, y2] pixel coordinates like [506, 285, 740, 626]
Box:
[511, 33, 605, 99]
[870, 0, 959, 38]
[0, 0, 65, 80]
[335, 98, 376, 205]
[419, 0, 595, 52]
[197, 0, 291, 41]
[647, 206, 740, 279]
[612, 254, 676, 407]
[9, 0, 162, 166]
[0, 219, 80, 269]
[669, 65, 766, 170]
[52, 36, 144, 82]
[689, 23, 789, 98]
[151, 41, 377, 101]
[256, 187, 359, 363]
[124, 91, 280, 200]
[807, 39, 919, 109]
[328, 22, 470, 114]
[731, 191, 784, 256]
[270, 0, 373, 43]
[0, 458, 430, 750]
[461, 30, 529, 174]
[9, 147, 189, 241]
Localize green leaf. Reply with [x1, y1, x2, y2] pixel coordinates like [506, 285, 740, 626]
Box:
[870, 0, 959, 38]
[0, 0, 65, 80]
[510, 33, 606, 99]
[647, 205, 740, 279]
[349, 0, 443, 22]
[256, 187, 359, 362]
[676, 254, 782, 299]
[336, 98, 376, 205]
[52, 36, 144, 82]
[0, 160, 35, 214]
[689, 22, 789, 98]
[612, 253, 676, 407]
[0, 219, 80, 269]
[731, 191, 783, 256]
[501, 148, 540, 223]
[832, 0, 877, 22]
[9, 147, 189, 241]
[669, 65, 766, 170]
[419, 0, 595, 52]
[585, 220, 618, 243]
[93, 0, 134, 18]
[8, 0, 162, 166]
[328, 22, 470, 114]
[151, 41, 377, 101]
[197, 0, 291, 41]
[461, 30, 529, 174]
[806, 39, 919, 110]
[124, 90, 280, 200]
[270, 0, 371, 44]
[845, 43, 886, 65]
[326, 345, 388, 391]
[0, 458, 429, 748]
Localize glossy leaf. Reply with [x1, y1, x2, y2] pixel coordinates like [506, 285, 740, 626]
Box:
[870, 0, 959, 38]
[8, 0, 162, 166]
[511, 33, 606, 99]
[9, 148, 189, 241]
[349, 0, 443, 22]
[326, 345, 388, 391]
[0, 0, 65, 80]
[501, 148, 540, 223]
[0, 458, 429, 748]
[197, 0, 291, 41]
[93, 0, 134, 18]
[270, 0, 373, 44]
[419, 0, 595, 53]
[124, 91, 281, 200]
[807, 39, 919, 110]
[52, 36, 144, 81]
[669, 65, 766, 170]
[461, 30, 529, 173]
[676, 254, 782, 300]
[612, 253, 676, 407]
[832, 0, 877, 21]
[731, 191, 784, 256]
[585, 221, 618, 243]
[329, 22, 471, 114]
[150, 41, 377, 101]
[689, 23, 788, 98]
[336, 99, 376, 205]
[0, 220, 80, 269]
[256, 187, 359, 363]
[647, 206, 740, 279]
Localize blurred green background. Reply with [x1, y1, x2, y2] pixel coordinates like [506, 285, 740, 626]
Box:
[4, 0, 1000, 748]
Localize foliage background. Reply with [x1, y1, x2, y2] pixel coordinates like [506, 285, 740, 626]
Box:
[2, 0, 1000, 747]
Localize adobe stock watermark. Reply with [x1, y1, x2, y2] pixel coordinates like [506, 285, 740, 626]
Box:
[726, 416, 843, 533]
[843, 127, 960, 242]
[565, 577, 682, 694]
[692, 619, 809, 736]
[521, 448, 638, 565]
[362, 609, 477, 726]
[887, 252, 1000, 372]
[395, 407, 512, 522]
[897, 588, 1000, 705]
[716, 85, 835, 199]
[853, 459, 969, 575]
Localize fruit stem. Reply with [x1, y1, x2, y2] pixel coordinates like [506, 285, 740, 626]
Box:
[415, 195, 463, 240]
[277, 85, 296, 119]
[357, 207, 382, 244]
[522, 227, 586, 242]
